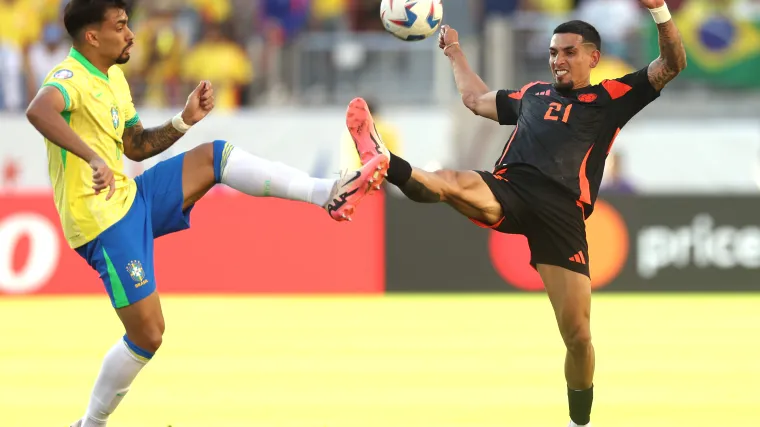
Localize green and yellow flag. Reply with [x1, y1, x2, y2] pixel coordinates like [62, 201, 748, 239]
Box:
[647, 1, 760, 87]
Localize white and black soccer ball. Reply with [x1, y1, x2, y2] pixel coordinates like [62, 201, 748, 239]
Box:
[380, 0, 443, 42]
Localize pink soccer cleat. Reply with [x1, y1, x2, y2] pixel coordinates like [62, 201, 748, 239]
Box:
[346, 97, 391, 165]
[324, 154, 389, 222]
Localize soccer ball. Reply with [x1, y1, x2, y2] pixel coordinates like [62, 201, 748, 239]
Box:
[380, 0, 443, 42]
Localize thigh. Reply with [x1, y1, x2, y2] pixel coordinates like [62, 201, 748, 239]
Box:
[537, 264, 592, 340]
[181, 142, 218, 211]
[75, 196, 156, 309]
[452, 170, 505, 223]
[135, 152, 194, 239]
[522, 188, 592, 334]
[439, 170, 504, 227]
[526, 221, 589, 279]
[465, 171, 524, 232]
[521, 186, 589, 278]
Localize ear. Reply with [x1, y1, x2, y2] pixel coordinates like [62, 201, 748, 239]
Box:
[589, 50, 601, 69]
[84, 29, 99, 48]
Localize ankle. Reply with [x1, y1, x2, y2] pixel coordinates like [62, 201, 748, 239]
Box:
[386, 152, 412, 186]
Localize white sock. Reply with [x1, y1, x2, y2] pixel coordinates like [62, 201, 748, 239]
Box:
[81, 339, 149, 426]
[221, 146, 336, 207]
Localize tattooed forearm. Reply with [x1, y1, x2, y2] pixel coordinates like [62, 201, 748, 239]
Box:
[122, 120, 185, 161]
[647, 19, 687, 91]
[400, 177, 442, 203]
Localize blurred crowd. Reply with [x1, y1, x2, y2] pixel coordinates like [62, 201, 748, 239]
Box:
[1, 0, 759, 112]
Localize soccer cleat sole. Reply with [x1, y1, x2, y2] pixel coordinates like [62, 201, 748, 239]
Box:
[346, 97, 387, 165]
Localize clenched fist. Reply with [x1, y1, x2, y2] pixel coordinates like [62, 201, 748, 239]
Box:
[438, 25, 460, 55]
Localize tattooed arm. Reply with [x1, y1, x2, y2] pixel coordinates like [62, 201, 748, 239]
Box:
[399, 177, 442, 203]
[647, 17, 687, 91]
[123, 80, 216, 162]
[122, 120, 185, 162]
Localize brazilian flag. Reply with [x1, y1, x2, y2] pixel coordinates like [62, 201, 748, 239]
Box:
[647, 1, 760, 88]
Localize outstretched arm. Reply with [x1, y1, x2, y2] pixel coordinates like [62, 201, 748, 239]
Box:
[439, 25, 499, 121]
[123, 80, 215, 161]
[643, 1, 687, 91]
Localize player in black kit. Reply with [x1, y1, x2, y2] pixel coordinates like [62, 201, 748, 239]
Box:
[346, 1, 686, 425]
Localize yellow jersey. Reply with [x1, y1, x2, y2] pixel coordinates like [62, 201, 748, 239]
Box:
[41, 48, 139, 249]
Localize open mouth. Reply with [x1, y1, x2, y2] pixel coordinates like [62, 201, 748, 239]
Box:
[555, 70, 569, 78]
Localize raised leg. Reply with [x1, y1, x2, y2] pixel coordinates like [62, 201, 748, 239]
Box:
[179, 140, 387, 221]
[346, 97, 502, 225]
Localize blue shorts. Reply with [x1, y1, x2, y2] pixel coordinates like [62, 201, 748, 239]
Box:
[75, 153, 194, 308]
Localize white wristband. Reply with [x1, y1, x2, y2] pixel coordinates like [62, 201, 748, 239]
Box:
[649, 4, 671, 24]
[171, 113, 192, 133]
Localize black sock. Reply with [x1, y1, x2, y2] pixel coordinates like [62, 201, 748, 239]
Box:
[386, 152, 412, 187]
[568, 385, 593, 425]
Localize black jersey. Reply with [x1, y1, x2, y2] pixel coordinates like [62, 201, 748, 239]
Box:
[494, 66, 660, 217]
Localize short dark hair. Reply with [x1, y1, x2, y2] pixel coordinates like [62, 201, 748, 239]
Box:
[553, 20, 602, 52]
[63, 0, 129, 39]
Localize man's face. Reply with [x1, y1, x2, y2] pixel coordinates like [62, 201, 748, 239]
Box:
[89, 7, 134, 64]
[549, 33, 600, 91]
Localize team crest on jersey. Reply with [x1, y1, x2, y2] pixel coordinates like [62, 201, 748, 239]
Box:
[111, 106, 120, 129]
[578, 93, 598, 103]
[53, 69, 73, 80]
[126, 260, 149, 287]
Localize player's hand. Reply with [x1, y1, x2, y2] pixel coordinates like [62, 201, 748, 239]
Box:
[90, 157, 116, 200]
[181, 80, 215, 126]
[438, 25, 460, 55]
[638, 0, 665, 8]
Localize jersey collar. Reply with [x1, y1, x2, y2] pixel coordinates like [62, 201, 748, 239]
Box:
[69, 47, 109, 82]
[555, 84, 594, 98]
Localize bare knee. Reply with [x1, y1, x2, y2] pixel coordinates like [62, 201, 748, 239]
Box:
[561, 322, 592, 356]
[127, 319, 165, 354]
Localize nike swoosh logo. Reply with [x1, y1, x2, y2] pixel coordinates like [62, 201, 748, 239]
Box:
[345, 171, 361, 185]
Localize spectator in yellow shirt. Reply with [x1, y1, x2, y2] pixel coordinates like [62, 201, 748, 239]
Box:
[0, 0, 41, 48]
[187, 0, 231, 23]
[0, 0, 42, 110]
[311, 0, 347, 30]
[181, 23, 254, 110]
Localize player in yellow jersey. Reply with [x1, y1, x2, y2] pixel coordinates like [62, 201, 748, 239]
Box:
[25, 1, 390, 426]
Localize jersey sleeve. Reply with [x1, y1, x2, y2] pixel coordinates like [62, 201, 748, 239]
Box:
[42, 68, 83, 112]
[602, 66, 661, 122]
[123, 90, 139, 129]
[495, 90, 520, 125]
[495, 82, 545, 125]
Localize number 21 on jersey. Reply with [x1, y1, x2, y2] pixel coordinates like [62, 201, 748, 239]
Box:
[544, 102, 572, 123]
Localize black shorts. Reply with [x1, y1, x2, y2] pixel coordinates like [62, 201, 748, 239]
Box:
[472, 166, 589, 277]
